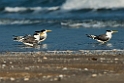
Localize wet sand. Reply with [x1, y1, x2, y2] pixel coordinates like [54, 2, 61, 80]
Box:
[0, 50, 124, 83]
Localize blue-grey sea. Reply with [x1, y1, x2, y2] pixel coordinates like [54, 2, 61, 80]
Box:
[0, 0, 124, 52]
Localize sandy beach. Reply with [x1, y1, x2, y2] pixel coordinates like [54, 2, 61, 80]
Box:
[0, 50, 124, 83]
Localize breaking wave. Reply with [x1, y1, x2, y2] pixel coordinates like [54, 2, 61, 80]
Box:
[61, 0, 124, 10]
[0, 18, 124, 28]
[0, 19, 59, 25]
[61, 20, 124, 28]
[0, 19, 41, 25]
[2, 0, 124, 13]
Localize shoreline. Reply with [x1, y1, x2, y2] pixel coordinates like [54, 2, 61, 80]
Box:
[0, 50, 124, 83]
[2, 49, 124, 55]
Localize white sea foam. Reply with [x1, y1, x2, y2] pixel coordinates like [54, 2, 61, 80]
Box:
[0, 19, 41, 25]
[61, 20, 124, 28]
[4, 6, 59, 12]
[61, 0, 124, 10]
[5, 7, 27, 12]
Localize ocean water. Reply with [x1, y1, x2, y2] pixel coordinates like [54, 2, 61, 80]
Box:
[0, 0, 124, 52]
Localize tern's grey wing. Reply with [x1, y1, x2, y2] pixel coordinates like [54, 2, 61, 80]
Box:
[95, 34, 109, 41]
[23, 36, 38, 43]
[23, 35, 32, 39]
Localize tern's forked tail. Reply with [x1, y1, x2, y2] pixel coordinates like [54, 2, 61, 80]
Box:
[13, 35, 24, 42]
[86, 34, 97, 40]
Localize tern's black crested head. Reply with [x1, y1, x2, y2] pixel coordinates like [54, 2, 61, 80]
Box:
[35, 29, 46, 33]
[40, 29, 46, 32]
[34, 29, 47, 35]
[106, 30, 112, 32]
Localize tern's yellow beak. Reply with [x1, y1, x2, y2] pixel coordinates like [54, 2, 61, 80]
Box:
[112, 30, 118, 33]
[46, 30, 52, 32]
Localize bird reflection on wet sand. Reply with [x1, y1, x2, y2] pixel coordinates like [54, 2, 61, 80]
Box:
[14, 44, 48, 50]
[91, 42, 113, 49]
